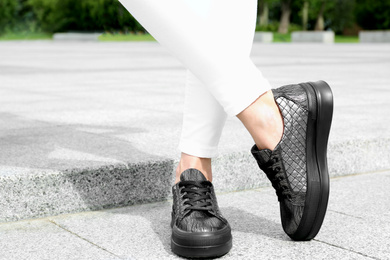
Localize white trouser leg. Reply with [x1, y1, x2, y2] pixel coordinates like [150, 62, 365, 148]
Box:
[119, 0, 272, 157]
[118, 0, 271, 115]
[179, 71, 227, 158]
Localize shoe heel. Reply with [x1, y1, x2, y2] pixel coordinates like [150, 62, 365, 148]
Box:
[306, 80, 333, 240]
[309, 80, 334, 153]
[309, 81, 333, 182]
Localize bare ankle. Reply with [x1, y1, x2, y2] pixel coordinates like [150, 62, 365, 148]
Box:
[175, 153, 212, 183]
[237, 90, 283, 150]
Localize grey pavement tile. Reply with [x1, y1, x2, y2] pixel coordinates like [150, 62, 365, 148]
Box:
[44, 172, 388, 259]
[316, 211, 389, 260]
[49, 203, 178, 260]
[225, 232, 370, 260]
[327, 171, 390, 221]
[0, 219, 121, 260]
[315, 171, 390, 260]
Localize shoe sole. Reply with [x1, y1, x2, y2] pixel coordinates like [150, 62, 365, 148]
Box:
[290, 80, 334, 241]
[171, 225, 232, 258]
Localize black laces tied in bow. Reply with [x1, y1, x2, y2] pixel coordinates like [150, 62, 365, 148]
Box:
[179, 181, 213, 212]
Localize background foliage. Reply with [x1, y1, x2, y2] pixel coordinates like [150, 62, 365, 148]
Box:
[27, 0, 143, 33]
[0, 0, 390, 36]
[0, 0, 19, 33]
[354, 0, 390, 30]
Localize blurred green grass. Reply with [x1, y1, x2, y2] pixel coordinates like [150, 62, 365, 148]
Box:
[0, 32, 52, 41]
[100, 32, 359, 43]
[272, 33, 359, 43]
[273, 33, 292, 42]
[334, 35, 359, 43]
[0, 32, 358, 43]
[98, 33, 156, 41]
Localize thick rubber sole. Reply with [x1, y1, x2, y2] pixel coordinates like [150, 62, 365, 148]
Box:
[289, 80, 334, 241]
[171, 225, 232, 258]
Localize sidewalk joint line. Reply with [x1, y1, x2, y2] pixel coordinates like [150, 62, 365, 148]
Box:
[48, 219, 123, 259]
[328, 210, 364, 219]
[330, 168, 390, 180]
[313, 239, 380, 260]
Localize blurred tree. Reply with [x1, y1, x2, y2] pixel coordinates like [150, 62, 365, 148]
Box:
[301, 0, 309, 30]
[355, 0, 390, 30]
[314, 0, 326, 30]
[258, 0, 280, 26]
[328, 0, 356, 35]
[0, 0, 18, 33]
[8, 0, 390, 36]
[278, 0, 292, 33]
[300, 0, 336, 31]
[258, 0, 269, 26]
[17, 0, 37, 28]
[256, 0, 281, 31]
[258, 0, 281, 29]
[27, 0, 143, 33]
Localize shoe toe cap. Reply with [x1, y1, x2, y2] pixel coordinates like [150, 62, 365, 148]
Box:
[177, 211, 226, 232]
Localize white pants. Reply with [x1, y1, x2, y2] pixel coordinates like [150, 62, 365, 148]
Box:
[119, 0, 272, 157]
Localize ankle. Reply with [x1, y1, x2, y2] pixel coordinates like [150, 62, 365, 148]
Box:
[175, 153, 212, 183]
[237, 90, 283, 150]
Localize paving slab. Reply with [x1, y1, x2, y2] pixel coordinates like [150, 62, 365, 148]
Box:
[0, 41, 389, 222]
[0, 219, 121, 260]
[1, 171, 388, 260]
[316, 171, 390, 260]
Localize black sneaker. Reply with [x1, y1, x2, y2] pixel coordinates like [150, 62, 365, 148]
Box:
[171, 168, 232, 258]
[251, 80, 333, 241]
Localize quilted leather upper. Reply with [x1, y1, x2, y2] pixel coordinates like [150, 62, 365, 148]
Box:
[251, 84, 310, 235]
[272, 84, 309, 193]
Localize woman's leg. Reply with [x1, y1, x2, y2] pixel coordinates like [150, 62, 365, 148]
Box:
[119, 0, 283, 181]
[118, 0, 283, 257]
[176, 71, 228, 182]
[119, 0, 331, 248]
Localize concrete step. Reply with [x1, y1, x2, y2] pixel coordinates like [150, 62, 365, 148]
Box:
[1, 137, 390, 223]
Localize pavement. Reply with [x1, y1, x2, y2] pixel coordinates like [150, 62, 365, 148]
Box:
[0, 40, 389, 259]
[1, 170, 389, 260]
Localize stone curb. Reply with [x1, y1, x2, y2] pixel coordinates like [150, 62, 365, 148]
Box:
[359, 30, 390, 43]
[292, 31, 335, 43]
[53, 33, 102, 41]
[1, 137, 389, 223]
[253, 32, 273, 43]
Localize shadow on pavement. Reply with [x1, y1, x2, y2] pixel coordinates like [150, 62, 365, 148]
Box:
[222, 206, 289, 241]
[0, 112, 175, 221]
[113, 202, 290, 257]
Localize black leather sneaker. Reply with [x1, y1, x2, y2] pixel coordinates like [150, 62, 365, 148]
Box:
[171, 168, 232, 258]
[251, 80, 333, 241]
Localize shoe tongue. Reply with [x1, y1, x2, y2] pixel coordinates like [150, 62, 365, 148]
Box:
[251, 145, 272, 165]
[180, 168, 207, 182]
